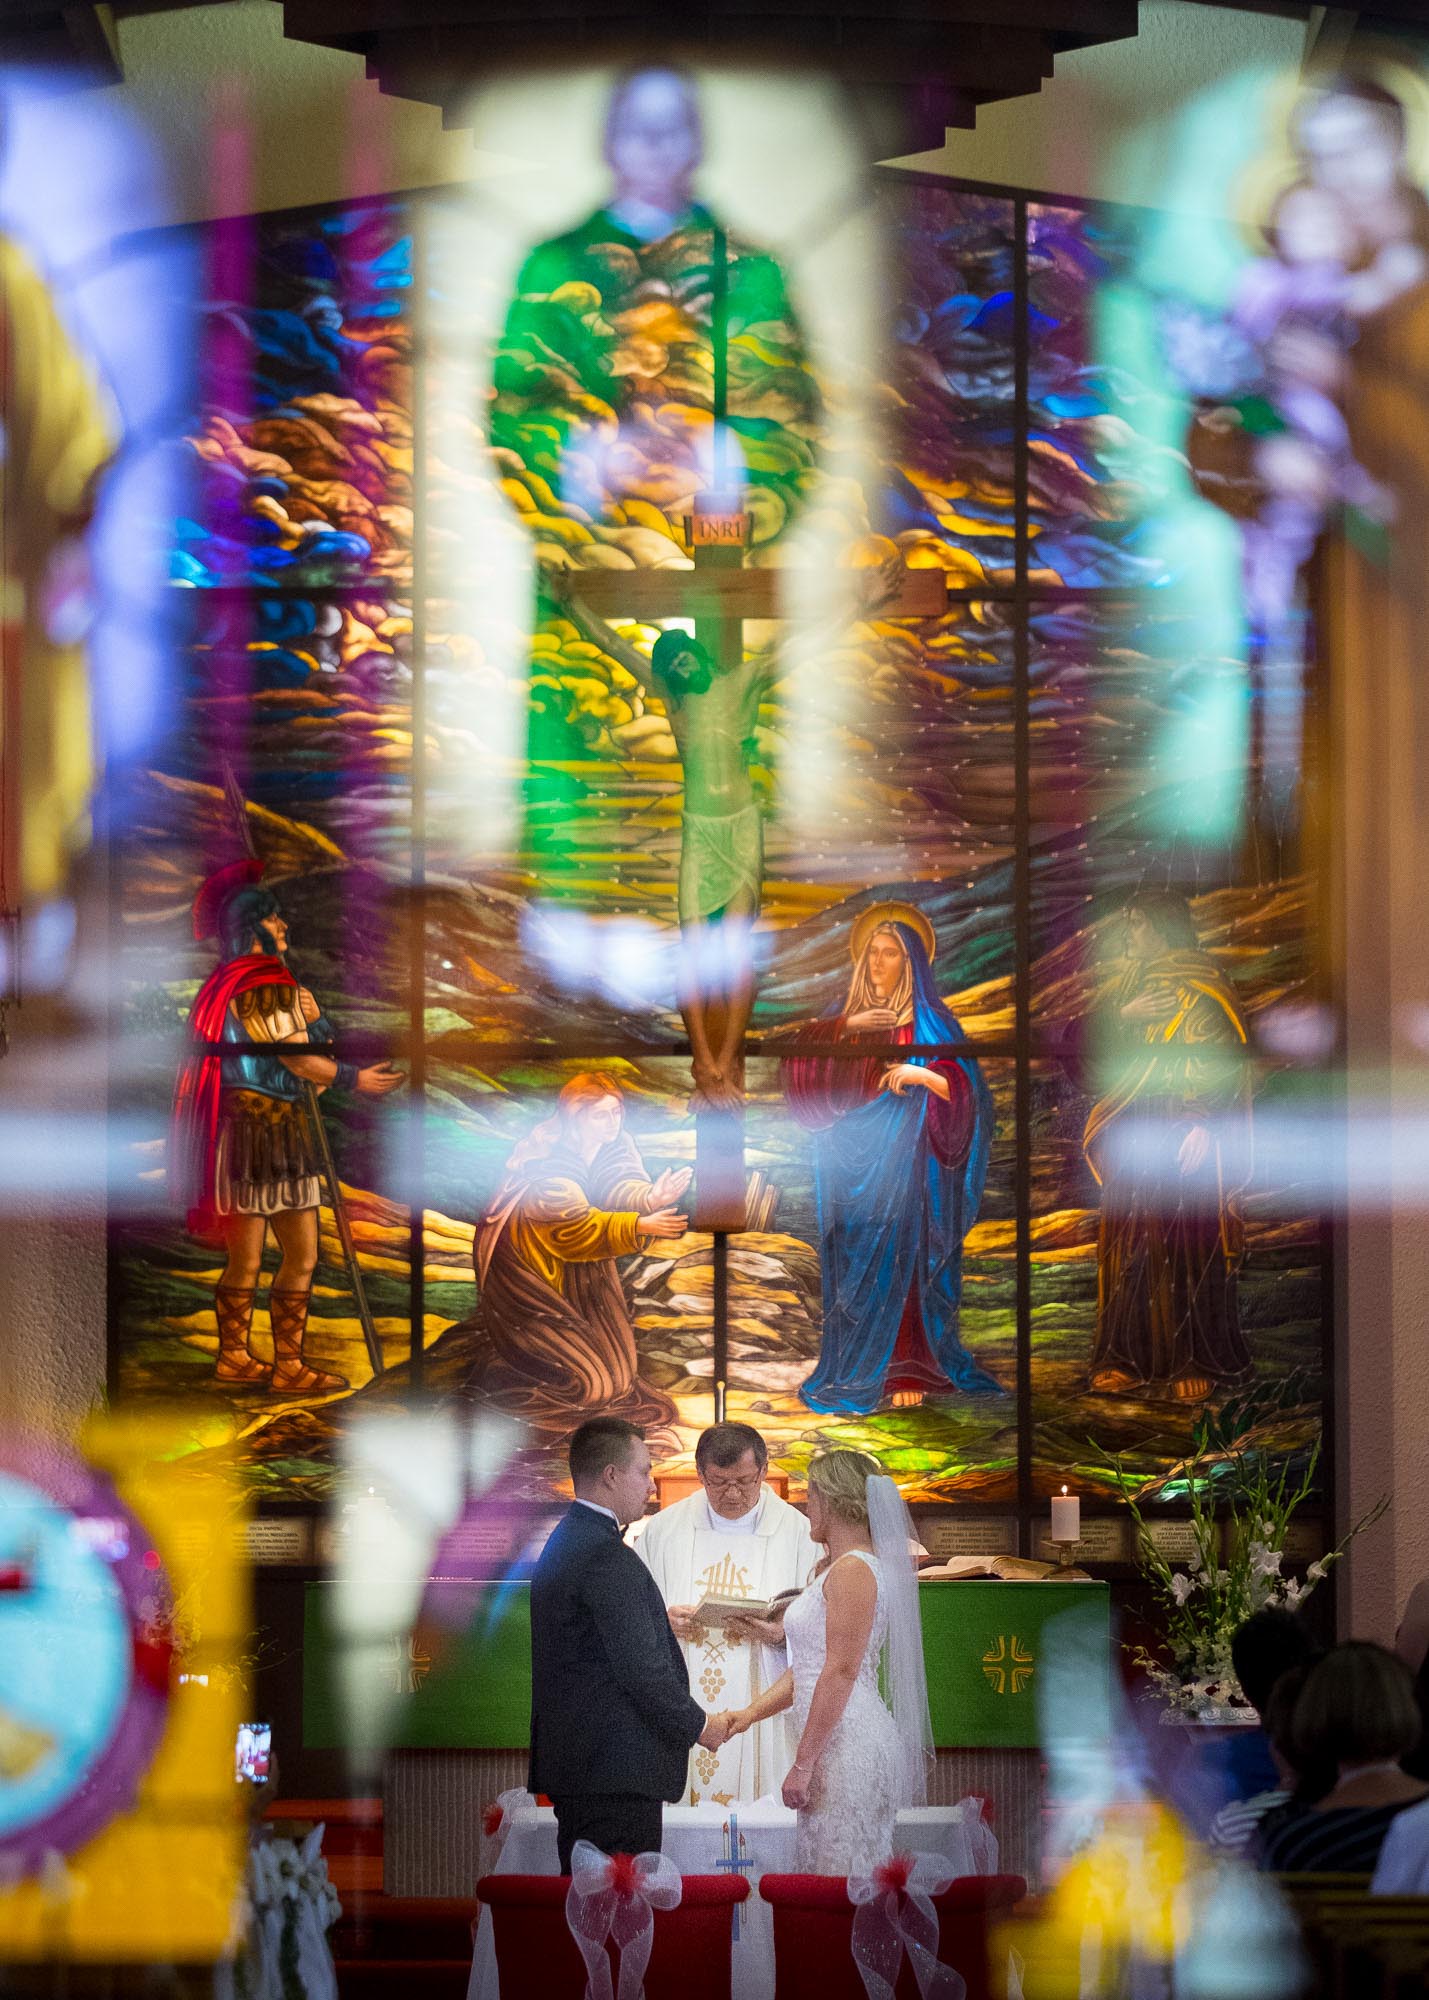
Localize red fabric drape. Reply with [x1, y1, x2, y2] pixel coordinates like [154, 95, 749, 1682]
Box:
[170, 953, 296, 1238]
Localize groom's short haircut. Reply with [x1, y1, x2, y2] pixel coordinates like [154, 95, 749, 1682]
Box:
[695, 1422, 768, 1472]
[569, 1417, 643, 1488]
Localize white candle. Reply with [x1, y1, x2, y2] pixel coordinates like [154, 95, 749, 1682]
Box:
[1051, 1486, 1080, 1544]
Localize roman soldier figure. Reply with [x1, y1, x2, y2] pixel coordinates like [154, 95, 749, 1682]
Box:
[170, 860, 401, 1392]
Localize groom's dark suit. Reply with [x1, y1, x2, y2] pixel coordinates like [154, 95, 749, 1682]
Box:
[530, 1499, 706, 1870]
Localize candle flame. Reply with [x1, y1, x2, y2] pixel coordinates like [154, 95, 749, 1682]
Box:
[1061, 1484, 1068, 1495]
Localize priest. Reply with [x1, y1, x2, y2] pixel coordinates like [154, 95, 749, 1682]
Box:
[634, 1422, 815, 1805]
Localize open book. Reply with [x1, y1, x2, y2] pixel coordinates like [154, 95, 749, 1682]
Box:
[918, 1554, 1057, 1581]
[692, 1586, 802, 1627]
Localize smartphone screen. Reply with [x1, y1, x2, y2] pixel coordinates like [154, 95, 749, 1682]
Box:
[235, 1721, 272, 1784]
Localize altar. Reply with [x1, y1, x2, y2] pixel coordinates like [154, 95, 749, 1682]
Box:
[302, 1580, 1111, 1894]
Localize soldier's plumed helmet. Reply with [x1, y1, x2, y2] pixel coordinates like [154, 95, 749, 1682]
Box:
[220, 884, 283, 960]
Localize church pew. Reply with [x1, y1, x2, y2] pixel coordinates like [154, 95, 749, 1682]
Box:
[1268, 1867, 1372, 1989]
[263, 1797, 384, 1896]
[476, 1873, 749, 2000]
[332, 1893, 478, 2000]
[1314, 1903, 1429, 1996]
[1269, 1879, 1429, 2000]
[759, 1872, 1026, 2000]
[337, 1955, 474, 1999]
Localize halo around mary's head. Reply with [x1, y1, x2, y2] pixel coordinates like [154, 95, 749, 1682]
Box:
[849, 902, 937, 967]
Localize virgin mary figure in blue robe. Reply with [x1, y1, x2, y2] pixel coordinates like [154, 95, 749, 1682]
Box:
[780, 907, 1000, 1412]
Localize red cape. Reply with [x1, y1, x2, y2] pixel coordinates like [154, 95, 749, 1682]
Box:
[170, 955, 296, 1240]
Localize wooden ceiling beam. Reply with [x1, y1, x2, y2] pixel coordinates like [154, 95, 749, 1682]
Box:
[0, 0, 1143, 132]
[352, 24, 1063, 91]
[282, 0, 1136, 31]
[274, 1, 1136, 152]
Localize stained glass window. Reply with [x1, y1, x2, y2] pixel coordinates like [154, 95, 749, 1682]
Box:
[108, 164, 1330, 1553]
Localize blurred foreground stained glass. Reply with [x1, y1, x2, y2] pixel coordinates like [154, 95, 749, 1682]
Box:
[1027, 200, 1175, 591]
[882, 180, 1016, 586]
[181, 199, 413, 592]
[0, 1421, 245, 1959]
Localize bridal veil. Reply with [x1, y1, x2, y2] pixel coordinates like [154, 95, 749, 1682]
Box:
[866, 1473, 935, 1805]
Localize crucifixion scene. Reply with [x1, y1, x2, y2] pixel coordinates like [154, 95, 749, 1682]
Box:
[107, 50, 1325, 1535]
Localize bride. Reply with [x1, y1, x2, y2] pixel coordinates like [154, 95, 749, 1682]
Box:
[720, 1448, 933, 1872]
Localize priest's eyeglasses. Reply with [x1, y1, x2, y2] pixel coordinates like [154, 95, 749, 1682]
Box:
[703, 1469, 763, 1495]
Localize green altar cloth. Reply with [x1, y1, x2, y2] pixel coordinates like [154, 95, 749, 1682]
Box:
[303, 1580, 1110, 1753]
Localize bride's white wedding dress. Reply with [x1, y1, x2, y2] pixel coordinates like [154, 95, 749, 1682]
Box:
[783, 1549, 903, 1873]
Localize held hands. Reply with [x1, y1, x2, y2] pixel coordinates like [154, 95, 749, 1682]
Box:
[781, 1760, 814, 1810]
[698, 1709, 750, 1751]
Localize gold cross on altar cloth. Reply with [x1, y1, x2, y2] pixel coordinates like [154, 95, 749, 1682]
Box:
[982, 1634, 1035, 1696]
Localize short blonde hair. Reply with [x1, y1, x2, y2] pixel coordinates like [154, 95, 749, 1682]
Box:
[806, 1448, 882, 1528]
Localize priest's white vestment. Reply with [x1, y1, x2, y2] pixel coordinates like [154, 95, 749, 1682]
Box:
[634, 1484, 816, 1804]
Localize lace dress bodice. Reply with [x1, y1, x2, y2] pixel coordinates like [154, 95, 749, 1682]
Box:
[781, 1549, 903, 1874]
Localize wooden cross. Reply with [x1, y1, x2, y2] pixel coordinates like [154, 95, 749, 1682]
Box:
[567, 495, 950, 1252]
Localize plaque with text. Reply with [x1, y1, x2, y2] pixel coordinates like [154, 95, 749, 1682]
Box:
[689, 510, 750, 547]
[1143, 1521, 1202, 1564]
[432, 1509, 561, 1576]
[1272, 1520, 1326, 1563]
[245, 1517, 312, 1567]
[916, 1516, 1018, 1559]
[1033, 1517, 1132, 1565]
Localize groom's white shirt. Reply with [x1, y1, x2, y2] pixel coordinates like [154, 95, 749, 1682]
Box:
[636, 1483, 816, 1804]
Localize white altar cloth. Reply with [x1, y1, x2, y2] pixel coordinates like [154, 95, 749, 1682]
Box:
[467, 1797, 997, 2000]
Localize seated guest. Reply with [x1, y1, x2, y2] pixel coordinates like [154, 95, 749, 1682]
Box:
[1209, 1608, 1315, 1810]
[1371, 1791, 1429, 1893]
[1258, 1642, 1429, 1873]
[1209, 1659, 1325, 1855]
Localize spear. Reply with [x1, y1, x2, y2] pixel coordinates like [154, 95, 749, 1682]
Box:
[219, 761, 385, 1380]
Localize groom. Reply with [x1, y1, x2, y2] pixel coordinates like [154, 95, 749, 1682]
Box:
[530, 1418, 728, 1870]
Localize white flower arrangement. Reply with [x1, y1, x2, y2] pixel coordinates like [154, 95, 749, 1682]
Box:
[227, 1824, 342, 2000]
[1104, 1439, 1384, 1719]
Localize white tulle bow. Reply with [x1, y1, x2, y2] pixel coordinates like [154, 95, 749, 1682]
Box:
[565, 1842, 683, 2000]
[482, 1787, 534, 1850]
[847, 1852, 967, 2000]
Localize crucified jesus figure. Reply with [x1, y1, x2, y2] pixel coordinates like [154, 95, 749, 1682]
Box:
[549, 554, 902, 1108]
[550, 572, 772, 1107]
